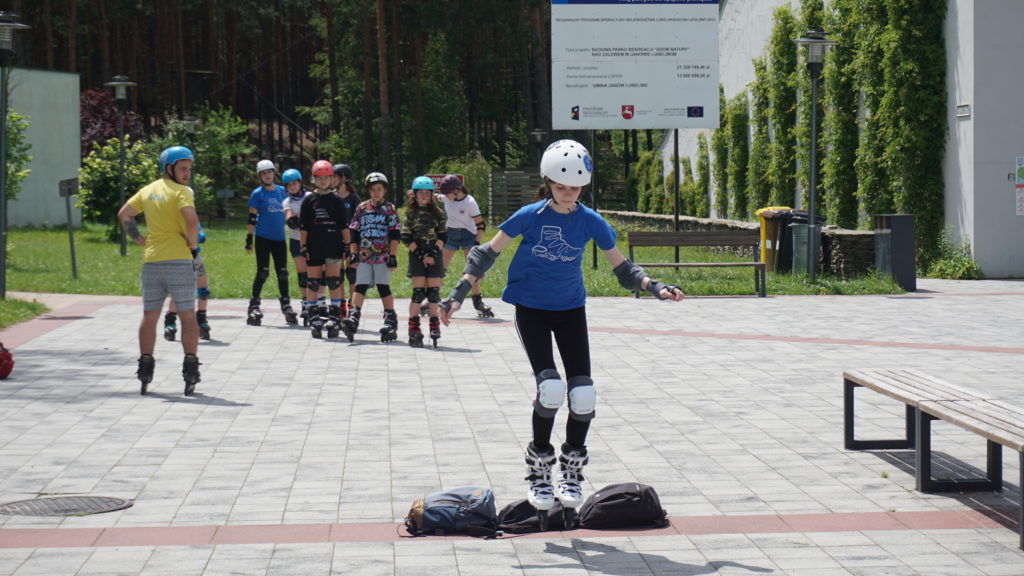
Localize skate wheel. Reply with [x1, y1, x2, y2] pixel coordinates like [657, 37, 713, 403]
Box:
[537, 509, 549, 531]
[562, 507, 579, 530]
[432, 338, 438, 349]
[140, 382, 148, 396]
[311, 329, 322, 339]
[184, 382, 196, 396]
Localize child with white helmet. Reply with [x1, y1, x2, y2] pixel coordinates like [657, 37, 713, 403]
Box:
[245, 159, 294, 325]
[439, 139, 684, 529]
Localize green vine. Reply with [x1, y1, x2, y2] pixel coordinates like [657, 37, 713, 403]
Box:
[854, 0, 891, 219]
[680, 156, 695, 216]
[695, 133, 711, 217]
[747, 57, 772, 213]
[711, 84, 729, 217]
[822, 0, 859, 228]
[767, 5, 798, 207]
[879, 0, 947, 261]
[726, 93, 750, 220]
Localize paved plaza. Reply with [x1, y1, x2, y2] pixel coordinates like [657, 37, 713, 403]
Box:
[1, 279, 1024, 575]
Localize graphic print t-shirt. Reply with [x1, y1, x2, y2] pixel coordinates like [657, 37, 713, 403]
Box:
[349, 200, 400, 264]
[499, 200, 617, 311]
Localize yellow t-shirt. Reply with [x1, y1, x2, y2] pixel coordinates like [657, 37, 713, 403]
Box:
[127, 179, 195, 263]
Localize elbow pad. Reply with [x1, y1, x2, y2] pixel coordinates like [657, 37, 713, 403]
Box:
[612, 259, 647, 293]
[388, 229, 402, 242]
[350, 229, 361, 244]
[463, 242, 499, 279]
[437, 230, 448, 243]
[400, 232, 413, 246]
[476, 221, 486, 231]
[247, 213, 258, 225]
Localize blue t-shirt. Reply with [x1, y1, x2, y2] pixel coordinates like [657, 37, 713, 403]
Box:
[499, 200, 617, 311]
[247, 185, 287, 241]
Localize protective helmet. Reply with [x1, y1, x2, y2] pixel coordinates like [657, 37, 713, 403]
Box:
[311, 160, 334, 177]
[159, 146, 194, 173]
[256, 159, 276, 174]
[439, 174, 462, 194]
[332, 163, 354, 179]
[540, 139, 592, 186]
[281, 168, 302, 184]
[411, 176, 434, 191]
[365, 172, 389, 187]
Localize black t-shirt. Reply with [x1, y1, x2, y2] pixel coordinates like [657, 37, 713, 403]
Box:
[336, 191, 361, 227]
[299, 192, 349, 259]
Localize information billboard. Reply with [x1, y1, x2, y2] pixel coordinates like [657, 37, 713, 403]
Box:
[551, 0, 720, 130]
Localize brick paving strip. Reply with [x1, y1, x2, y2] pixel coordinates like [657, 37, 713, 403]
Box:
[0, 509, 1006, 549]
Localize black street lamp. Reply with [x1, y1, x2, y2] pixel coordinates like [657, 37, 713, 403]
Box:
[104, 75, 137, 257]
[0, 12, 29, 300]
[795, 29, 837, 280]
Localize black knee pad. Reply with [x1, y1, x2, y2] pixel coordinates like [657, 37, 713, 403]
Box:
[355, 284, 370, 296]
[276, 267, 288, 281]
[256, 268, 270, 281]
[345, 267, 357, 284]
[411, 287, 427, 303]
[426, 287, 441, 303]
[376, 284, 392, 298]
[306, 277, 321, 292]
[326, 276, 342, 290]
[298, 272, 308, 289]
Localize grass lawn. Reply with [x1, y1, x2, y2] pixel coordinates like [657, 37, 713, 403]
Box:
[0, 298, 49, 330]
[7, 221, 901, 300]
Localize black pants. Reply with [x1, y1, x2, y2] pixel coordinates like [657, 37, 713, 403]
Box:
[252, 236, 289, 301]
[515, 304, 591, 450]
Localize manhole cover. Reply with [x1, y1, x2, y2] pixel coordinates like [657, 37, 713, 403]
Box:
[0, 496, 133, 516]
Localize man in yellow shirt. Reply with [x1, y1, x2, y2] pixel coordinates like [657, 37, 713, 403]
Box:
[117, 145, 202, 396]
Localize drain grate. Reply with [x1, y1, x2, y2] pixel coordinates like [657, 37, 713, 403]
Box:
[0, 496, 133, 516]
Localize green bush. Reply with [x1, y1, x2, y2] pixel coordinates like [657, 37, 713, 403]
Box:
[79, 137, 158, 241]
[428, 151, 493, 215]
[4, 110, 31, 202]
[924, 230, 983, 280]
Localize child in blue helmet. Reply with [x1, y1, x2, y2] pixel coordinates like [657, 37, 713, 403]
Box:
[402, 176, 447, 347]
[282, 168, 313, 324]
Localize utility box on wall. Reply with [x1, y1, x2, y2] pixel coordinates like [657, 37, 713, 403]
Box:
[874, 214, 916, 291]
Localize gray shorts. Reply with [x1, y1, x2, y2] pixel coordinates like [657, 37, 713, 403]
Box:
[142, 260, 197, 311]
[355, 262, 391, 286]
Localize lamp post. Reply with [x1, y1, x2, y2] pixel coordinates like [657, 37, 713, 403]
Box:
[104, 75, 136, 256]
[795, 30, 837, 280]
[0, 12, 29, 300]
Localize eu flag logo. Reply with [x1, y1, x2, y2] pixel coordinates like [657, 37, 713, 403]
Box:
[687, 106, 704, 118]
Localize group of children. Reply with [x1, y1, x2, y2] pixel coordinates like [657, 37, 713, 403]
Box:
[241, 159, 493, 346]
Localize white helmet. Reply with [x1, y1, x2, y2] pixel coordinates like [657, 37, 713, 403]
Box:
[540, 139, 592, 186]
[256, 159, 276, 174]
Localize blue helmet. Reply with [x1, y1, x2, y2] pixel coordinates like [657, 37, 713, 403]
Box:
[159, 146, 194, 173]
[281, 168, 302, 184]
[411, 176, 434, 191]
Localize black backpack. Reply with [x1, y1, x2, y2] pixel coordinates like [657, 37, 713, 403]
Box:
[404, 487, 499, 537]
[578, 483, 669, 529]
[497, 499, 569, 533]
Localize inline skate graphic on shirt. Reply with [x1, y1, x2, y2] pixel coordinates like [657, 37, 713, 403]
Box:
[531, 226, 582, 262]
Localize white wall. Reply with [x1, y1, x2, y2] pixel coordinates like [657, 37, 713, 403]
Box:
[8, 68, 81, 227]
[943, 0, 974, 263]
[966, 0, 1024, 277]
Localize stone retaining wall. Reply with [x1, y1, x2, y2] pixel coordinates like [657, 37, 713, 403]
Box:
[601, 210, 875, 277]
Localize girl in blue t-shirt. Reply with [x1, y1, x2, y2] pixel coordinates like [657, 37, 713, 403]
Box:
[245, 159, 293, 325]
[439, 139, 683, 527]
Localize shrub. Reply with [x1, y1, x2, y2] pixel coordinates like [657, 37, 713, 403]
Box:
[79, 137, 158, 241]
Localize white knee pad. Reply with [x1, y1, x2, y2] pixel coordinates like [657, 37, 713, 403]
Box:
[534, 369, 565, 417]
[567, 376, 596, 421]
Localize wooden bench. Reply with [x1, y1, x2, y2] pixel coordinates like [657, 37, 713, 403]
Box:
[627, 230, 766, 297]
[844, 369, 1024, 549]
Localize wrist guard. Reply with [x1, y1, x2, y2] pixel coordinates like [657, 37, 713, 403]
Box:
[612, 259, 647, 292]
[245, 233, 254, 250]
[287, 216, 299, 230]
[447, 277, 473, 306]
[386, 254, 398, 268]
[645, 279, 679, 300]
[464, 242, 499, 278]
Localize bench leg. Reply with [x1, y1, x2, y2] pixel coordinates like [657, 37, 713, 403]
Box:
[844, 379, 916, 450]
[915, 409, 1002, 493]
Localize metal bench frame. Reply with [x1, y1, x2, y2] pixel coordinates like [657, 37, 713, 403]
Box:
[627, 230, 767, 297]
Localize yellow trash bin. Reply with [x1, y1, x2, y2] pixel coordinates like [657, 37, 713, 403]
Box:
[756, 206, 792, 272]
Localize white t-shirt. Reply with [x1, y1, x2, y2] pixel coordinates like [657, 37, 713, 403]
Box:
[282, 190, 309, 241]
[442, 194, 481, 233]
